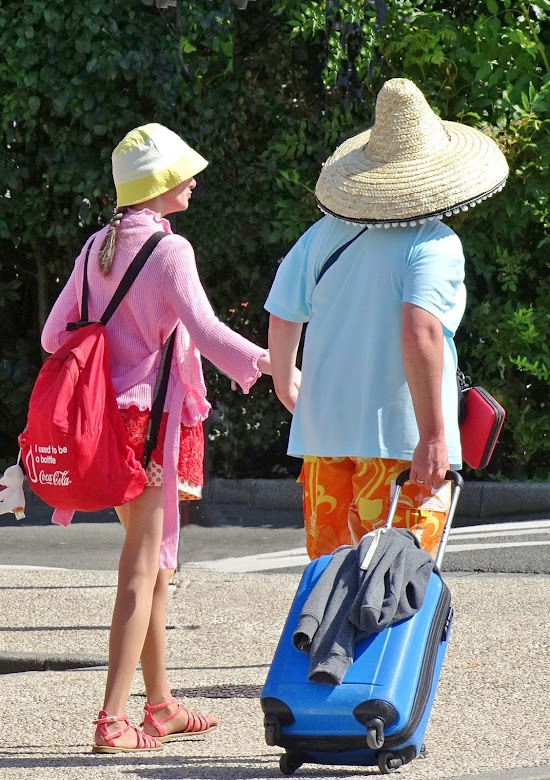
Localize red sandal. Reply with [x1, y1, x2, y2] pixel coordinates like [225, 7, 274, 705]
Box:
[92, 710, 163, 753]
[142, 697, 218, 743]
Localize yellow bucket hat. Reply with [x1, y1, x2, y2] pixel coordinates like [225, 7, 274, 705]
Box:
[112, 123, 208, 208]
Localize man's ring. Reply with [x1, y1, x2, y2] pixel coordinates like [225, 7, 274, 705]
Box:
[417, 479, 424, 484]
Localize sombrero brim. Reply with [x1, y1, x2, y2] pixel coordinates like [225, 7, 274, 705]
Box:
[315, 121, 509, 225]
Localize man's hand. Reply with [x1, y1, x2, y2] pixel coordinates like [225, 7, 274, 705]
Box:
[410, 437, 449, 490]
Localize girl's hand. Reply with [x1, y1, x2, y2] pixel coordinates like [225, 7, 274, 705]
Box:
[257, 353, 272, 376]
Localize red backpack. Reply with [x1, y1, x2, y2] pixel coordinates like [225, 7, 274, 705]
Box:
[19, 232, 174, 515]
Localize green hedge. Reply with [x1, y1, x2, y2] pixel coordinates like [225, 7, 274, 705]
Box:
[1, 0, 549, 480]
[0, 0, 184, 465]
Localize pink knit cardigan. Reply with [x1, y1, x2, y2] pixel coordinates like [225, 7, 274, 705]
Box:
[41, 209, 267, 568]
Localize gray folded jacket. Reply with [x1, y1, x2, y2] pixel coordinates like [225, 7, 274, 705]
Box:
[292, 528, 435, 685]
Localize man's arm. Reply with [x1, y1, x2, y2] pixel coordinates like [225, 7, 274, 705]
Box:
[268, 314, 303, 414]
[401, 302, 449, 490]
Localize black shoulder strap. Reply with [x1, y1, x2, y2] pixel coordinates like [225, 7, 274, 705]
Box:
[100, 231, 166, 325]
[96, 229, 171, 469]
[79, 238, 95, 323]
[71, 231, 167, 330]
[69, 230, 174, 469]
[142, 327, 177, 469]
[316, 224, 370, 284]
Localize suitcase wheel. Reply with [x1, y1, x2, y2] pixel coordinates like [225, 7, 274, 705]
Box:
[366, 717, 385, 750]
[377, 751, 403, 774]
[279, 751, 304, 776]
[265, 718, 280, 746]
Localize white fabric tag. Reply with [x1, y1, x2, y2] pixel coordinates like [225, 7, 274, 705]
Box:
[391, 479, 451, 512]
[419, 481, 452, 512]
[359, 528, 386, 570]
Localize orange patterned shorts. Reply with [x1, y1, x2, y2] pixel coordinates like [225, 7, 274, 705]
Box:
[299, 457, 451, 561]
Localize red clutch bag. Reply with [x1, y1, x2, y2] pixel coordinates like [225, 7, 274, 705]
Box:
[459, 385, 506, 470]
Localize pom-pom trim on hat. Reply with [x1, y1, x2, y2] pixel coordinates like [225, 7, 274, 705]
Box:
[317, 177, 508, 227]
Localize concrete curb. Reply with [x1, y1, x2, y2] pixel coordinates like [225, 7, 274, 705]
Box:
[206, 477, 550, 520]
[0, 652, 194, 675]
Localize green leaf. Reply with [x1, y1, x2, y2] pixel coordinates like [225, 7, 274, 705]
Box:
[28, 96, 40, 114]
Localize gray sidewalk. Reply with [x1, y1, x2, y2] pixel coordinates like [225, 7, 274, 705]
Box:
[1, 565, 550, 780]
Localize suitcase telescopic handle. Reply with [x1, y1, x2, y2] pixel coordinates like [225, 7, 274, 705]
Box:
[388, 470, 464, 568]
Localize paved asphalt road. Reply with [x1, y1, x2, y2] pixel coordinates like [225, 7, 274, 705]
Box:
[1, 513, 550, 574]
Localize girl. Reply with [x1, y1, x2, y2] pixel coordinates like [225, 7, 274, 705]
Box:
[41, 123, 279, 752]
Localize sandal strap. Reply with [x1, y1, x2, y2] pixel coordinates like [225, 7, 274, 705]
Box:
[134, 727, 160, 749]
[142, 698, 181, 737]
[144, 697, 177, 714]
[93, 711, 131, 744]
[93, 712, 128, 726]
[94, 710, 160, 749]
[182, 707, 210, 733]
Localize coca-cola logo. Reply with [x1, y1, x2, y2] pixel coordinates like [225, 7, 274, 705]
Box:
[38, 470, 71, 486]
[25, 448, 38, 483]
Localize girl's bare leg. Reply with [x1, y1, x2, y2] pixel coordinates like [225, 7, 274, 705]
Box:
[140, 566, 173, 703]
[94, 486, 164, 749]
[140, 568, 218, 737]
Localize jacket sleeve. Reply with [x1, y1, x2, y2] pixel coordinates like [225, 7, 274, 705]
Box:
[292, 551, 345, 653]
[41, 265, 81, 354]
[159, 236, 267, 393]
[293, 548, 360, 686]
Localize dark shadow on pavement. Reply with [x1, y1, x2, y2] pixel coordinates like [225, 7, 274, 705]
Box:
[0, 753, 378, 778]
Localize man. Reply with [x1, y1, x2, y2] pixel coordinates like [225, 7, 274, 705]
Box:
[265, 78, 508, 559]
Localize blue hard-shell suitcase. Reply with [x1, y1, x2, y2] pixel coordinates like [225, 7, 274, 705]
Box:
[261, 469, 463, 776]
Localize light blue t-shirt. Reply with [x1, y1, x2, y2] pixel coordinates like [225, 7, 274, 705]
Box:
[264, 215, 466, 466]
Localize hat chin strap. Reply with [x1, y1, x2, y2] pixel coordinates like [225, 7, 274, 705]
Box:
[317, 177, 508, 228]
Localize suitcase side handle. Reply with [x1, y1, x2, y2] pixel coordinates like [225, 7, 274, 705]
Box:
[389, 469, 463, 567]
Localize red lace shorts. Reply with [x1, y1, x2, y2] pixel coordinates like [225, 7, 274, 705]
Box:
[120, 406, 204, 500]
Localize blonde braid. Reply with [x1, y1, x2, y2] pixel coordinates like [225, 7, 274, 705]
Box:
[98, 208, 126, 275]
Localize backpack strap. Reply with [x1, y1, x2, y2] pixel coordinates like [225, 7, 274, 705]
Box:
[100, 231, 166, 325]
[77, 237, 96, 325]
[68, 231, 166, 331]
[316, 224, 370, 284]
[67, 230, 174, 471]
[142, 327, 177, 470]
[100, 230, 172, 470]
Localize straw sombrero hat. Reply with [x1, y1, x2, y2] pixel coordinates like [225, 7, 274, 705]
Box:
[315, 78, 509, 226]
